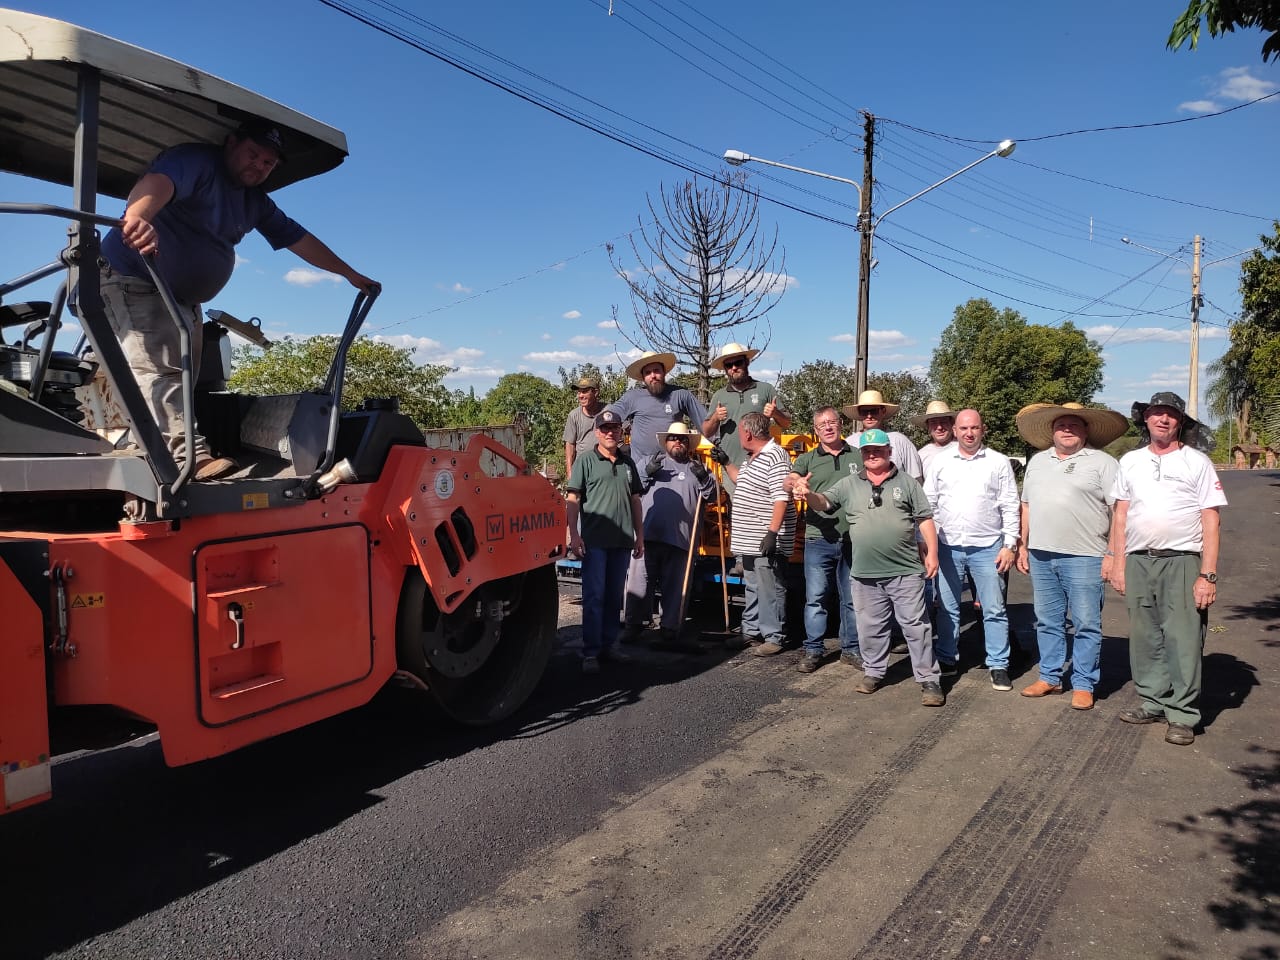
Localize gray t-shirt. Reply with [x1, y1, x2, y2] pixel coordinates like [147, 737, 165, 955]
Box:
[640, 455, 717, 550]
[607, 386, 708, 461]
[1021, 446, 1119, 557]
[562, 406, 599, 455]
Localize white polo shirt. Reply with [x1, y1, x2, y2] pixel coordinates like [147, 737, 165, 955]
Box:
[1112, 445, 1227, 552]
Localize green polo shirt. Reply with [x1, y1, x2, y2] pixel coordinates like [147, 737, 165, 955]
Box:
[791, 442, 863, 542]
[708, 379, 777, 466]
[821, 466, 932, 578]
[567, 446, 643, 549]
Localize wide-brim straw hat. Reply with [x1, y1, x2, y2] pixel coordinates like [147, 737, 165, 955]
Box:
[625, 351, 677, 381]
[708, 341, 762, 371]
[1016, 402, 1129, 450]
[910, 400, 956, 429]
[657, 421, 701, 444]
[841, 389, 900, 420]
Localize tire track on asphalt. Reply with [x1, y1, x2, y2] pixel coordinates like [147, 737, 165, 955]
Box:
[704, 685, 978, 960]
[853, 713, 1144, 960]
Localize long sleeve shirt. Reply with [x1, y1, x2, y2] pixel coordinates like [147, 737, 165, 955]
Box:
[924, 445, 1020, 548]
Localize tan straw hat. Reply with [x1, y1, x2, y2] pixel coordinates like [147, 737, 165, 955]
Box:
[657, 421, 700, 444]
[1015, 402, 1129, 450]
[910, 400, 956, 429]
[708, 341, 762, 371]
[625, 350, 678, 381]
[841, 389, 900, 420]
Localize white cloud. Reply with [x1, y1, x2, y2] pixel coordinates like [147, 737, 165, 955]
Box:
[524, 350, 586, 363]
[540, 332, 552, 340]
[373, 334, 489, 371]
[563, 310, 582, 320]
[1084, 324, 1226, 346]
[597, 319, 619, 330]
[434, 281, 473, 295]
[569, 334, 609, 348]
[1177, 99, 1218, 113]
[283, 267, 342, 287]
[830, 333, 855, 343]
[1177, 66, 1278, 111]
[869, 330, 916, 348]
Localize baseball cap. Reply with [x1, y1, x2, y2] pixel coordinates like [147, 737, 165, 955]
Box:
[235, 119, 288, 160]
[573, 376, 599, 390]
[594, 410, 623, 429]
[859, 428, 890, 448]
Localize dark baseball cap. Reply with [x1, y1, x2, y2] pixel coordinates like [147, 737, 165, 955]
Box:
[234, 119, 288, 160]
[594, 410, 623, 429]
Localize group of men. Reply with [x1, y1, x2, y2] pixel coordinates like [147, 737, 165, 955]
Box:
[563, 343, 792, 673]
[564, 346, 1226, 745]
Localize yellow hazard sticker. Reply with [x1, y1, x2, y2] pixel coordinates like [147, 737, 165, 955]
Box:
[70, 593, 105, 609]
[242, 493, 269, 511]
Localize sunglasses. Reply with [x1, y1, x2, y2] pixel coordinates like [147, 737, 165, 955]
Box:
[869, 490, 882, 508]
[724, 357, 748, 369]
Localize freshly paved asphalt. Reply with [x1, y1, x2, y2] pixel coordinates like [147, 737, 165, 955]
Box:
[2, 470, 1276, 960]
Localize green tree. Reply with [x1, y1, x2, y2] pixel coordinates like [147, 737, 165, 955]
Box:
[229, 335, 454, 429]
[777, 359, 857, 425]
[1206, 221, 1280, 444]
[446, 386, 485, 427]
[929, 298, 1104, 455]
[608, 171, 787, 401]
[1168, 0, 1280, 61]
[557, 361, 629, 405]
[479, 372, 565, 475]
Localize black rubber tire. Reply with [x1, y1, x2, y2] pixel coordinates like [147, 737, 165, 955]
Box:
[395, 564, 557, 725]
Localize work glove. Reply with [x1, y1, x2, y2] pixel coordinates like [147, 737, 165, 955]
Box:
[707, 443, 730, 466]
[760, 530, 778, 557]
[688, 460, 708, 481]
[645, 453, 664, 477]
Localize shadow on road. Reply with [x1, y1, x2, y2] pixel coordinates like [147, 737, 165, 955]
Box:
[1166, 745, 1280, 960]
[1224, 589, 1280, 641]
[0, 615, 732, 960]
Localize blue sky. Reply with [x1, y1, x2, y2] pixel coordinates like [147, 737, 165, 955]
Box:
[3, 0, 1277, 419]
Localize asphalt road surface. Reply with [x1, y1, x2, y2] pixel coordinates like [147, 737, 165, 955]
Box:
[4, 471, 1277, 960]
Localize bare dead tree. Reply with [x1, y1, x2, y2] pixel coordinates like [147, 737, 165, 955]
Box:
[607, 171, 786, 400]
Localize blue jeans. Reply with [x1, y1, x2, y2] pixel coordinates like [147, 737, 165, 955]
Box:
[1029, 550, 1105, 692]
[581, 546, 631, 657]
[801, 537, 859, 658]
[741, 554, 787, 645]
[936, 539, 1010, 669]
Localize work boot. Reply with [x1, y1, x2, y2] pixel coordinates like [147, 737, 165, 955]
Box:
[1020, 679, 1062, 698]
[751, 642, 784, 657]
[194, 456, 237, 481]
[797, 654, 823, 674]
[920, 681, 945, 707]
[1070, 689, 1095, 711]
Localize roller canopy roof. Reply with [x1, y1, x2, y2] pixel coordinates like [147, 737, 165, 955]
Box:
[0, 7, 348, 199]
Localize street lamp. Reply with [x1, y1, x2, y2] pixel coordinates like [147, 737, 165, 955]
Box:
[725, 139, 1016, 391]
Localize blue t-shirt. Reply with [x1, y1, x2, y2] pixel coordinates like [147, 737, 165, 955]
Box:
[101, 143, 307, 304]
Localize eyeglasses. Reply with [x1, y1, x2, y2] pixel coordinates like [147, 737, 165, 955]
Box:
[667, 436, 689, 444]
[814, 419, 840, 429]
[724, 357, 748, 369]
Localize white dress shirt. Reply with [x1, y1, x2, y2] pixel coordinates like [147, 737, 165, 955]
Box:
[924, 444, 1020, 548]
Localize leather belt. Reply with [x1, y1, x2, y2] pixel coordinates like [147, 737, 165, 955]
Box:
[1129, 549, 1199, 558]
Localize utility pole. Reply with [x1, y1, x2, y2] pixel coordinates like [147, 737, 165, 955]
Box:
[1188, 234, 1202, 419]
[854, 112, 874, 394]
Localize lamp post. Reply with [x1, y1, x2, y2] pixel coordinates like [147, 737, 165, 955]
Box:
[725, 139, 1015, 392]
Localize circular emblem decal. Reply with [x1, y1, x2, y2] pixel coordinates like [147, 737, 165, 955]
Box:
[434, 470, 456, 499]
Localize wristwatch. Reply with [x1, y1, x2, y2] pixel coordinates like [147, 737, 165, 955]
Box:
[1198, 572, 1218, 584]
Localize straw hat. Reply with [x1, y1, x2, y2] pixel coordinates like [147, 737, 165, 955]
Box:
[625, 350, 677, 381]
[841, 389, 900, 420]
[657, 421, 700, 444]
[910, 400, 956, 429]
[708, 342, 761, 371]
[1015, 402, 1129, 450]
